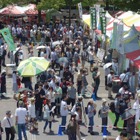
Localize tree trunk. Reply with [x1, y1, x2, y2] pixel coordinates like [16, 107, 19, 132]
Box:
[38, 10, 42, 23]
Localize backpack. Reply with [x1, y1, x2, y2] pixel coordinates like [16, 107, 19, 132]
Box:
[109, 102, 115, 113]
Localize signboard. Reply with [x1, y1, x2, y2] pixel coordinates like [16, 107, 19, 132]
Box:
[90, 7, 97, 30]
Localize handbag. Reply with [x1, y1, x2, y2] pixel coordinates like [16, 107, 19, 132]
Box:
[7, 118, 16, 135]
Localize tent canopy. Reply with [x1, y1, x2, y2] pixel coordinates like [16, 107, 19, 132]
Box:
[0, 5, 25, 16]
[125, 50, 140, 60]
[123, 26, 140, 53]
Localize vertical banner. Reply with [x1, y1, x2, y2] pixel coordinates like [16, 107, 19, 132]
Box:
[116, 23, 124, 54]
[111, 22, 118, 49]
[100, 12, 106, 34]
[90, 7, 97, 30]
[78, 2, 83, 19]
[0, 28, 16, 51]
[94, 5, 100, 30]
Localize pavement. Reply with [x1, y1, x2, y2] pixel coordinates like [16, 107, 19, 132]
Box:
[0, 44, 120, 140]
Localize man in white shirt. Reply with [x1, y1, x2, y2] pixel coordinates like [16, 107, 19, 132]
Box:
[2, 111, 15, 140]
[60, 95, 69, 133]
[15, 101, 28, 140]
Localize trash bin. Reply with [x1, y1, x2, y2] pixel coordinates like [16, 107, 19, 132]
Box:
[112, 79, 121, 93]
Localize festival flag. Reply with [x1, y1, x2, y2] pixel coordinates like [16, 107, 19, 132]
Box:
[90, 7, 97, 30]
[100, 11, 106, 34]
[0, 28, 16, 51]
[78, 2, 83, 19]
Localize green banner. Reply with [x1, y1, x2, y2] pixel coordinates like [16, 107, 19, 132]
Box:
[100, 12, 106, 34]
[90, 7, 96, 30]
[0, 28, 16, 51]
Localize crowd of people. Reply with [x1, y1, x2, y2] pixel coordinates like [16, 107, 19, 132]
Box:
[0, 19, 139, 140]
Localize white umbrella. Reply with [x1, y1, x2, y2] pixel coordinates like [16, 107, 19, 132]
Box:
[52, 40, 64, 47]
[36, 46, 46, 50]
[103, 62, 112, 69]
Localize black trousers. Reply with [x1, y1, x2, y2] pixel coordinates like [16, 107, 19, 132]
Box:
[67, 98, 75, 107]
[5, 128, 15, 140]
[55, 98, 60, 115]
[114, 112, 120, 127]
[102, 117, 108, 132]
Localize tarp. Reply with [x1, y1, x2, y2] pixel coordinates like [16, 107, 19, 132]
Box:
[126, 50, 140, 60]
[134, 59, 140, 69]
[123, 25, 140, 53]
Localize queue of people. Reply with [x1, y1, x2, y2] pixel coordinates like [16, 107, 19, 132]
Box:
[0, 19, 139, 140]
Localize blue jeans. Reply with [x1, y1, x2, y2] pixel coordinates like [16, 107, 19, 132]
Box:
[43, 120, 52, 130]
[89, 116, 94, 126]
[61, 116, 67, 131]
[18, 124, 27, 140]
[88, 116, 94, 132]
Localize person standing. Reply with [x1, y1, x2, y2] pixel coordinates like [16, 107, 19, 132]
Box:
[113, 94, 121, 130]
[43, 99, 53, 133]
[81, 70, 88, 96]
[2, 111, 15, 140]
[88, 48, 94, 72]
[67, 82, 76, 107]
[60, 95, 69, 133]
[12, 71, 18, 94]
[67, 114, 77, 140]
[107, 70, 114, 98]
[1, 69, 6, 97]
[35, 83, 45, 119]
[28, 98, 36, 132]
[87, 99, 96, 135]
[81, 48, 87, 68]
[99, 99, 109, 133]
[77, 69, 83, 95]
[15, 101, 28, 140]
[92, 67, 100, 99]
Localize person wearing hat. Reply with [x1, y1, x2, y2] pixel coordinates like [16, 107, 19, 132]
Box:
[2, 111, 15, 140]
[87, 99, 96, 135]
[15, 101, 28, 140]
[99, 99, 109, 133]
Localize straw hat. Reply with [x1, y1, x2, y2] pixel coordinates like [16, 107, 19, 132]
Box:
[102, 98, 107, 103]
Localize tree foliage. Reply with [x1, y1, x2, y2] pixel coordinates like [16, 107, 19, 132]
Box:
[107, 0, 140, 12]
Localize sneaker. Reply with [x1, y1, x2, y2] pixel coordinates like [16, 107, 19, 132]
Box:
[90, 131, 94, 135]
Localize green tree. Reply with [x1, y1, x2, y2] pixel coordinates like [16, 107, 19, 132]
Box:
[104, 0, 140, 12]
